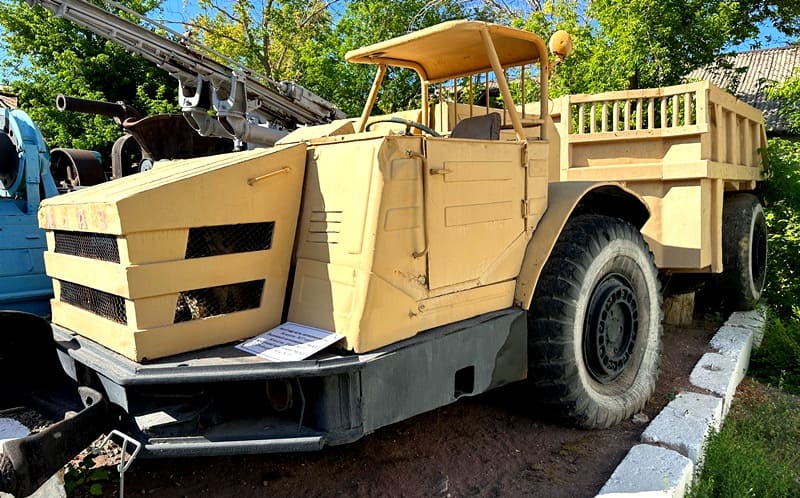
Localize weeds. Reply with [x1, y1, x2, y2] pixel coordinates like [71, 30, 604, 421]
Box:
[688, 383, 800, 498]
[64, 454, 112, 497]
[750, 316, 800, 394]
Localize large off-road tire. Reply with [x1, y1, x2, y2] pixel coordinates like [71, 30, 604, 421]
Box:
[720, 193, 767, 310]
[528, 215, 663, 429]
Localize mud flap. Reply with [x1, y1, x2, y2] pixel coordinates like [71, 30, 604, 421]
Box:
[0, 312, 115, 496]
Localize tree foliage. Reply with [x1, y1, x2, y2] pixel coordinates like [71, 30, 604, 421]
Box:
[520, 0, 799, 95]
[190, 0, 334, 82]
[295, 0, 473, 117]
[758, 64, 800, 321]
[769, 68, 800, 135]
[0, 0, 177, 155]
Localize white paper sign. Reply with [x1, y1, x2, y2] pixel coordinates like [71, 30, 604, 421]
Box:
[236, 322, 343, 362]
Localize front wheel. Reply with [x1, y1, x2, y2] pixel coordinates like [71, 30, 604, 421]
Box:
[528, 215, 662, 429]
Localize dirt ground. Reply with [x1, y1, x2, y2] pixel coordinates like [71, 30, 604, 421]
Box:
[80, 319, 717, 498]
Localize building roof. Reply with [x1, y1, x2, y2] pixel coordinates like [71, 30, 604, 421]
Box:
[0, 91, 18, 109]
[687, 46, 800, 133]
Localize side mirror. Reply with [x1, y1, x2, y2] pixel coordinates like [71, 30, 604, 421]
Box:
[548, 30, 573, 66]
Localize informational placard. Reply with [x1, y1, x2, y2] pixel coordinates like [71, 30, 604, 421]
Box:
[236, 322, 344, 362]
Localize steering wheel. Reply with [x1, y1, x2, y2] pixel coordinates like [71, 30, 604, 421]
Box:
[366, 117, 441, 137]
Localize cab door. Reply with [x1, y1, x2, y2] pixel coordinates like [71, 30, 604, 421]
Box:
[423, 138, 526, 290]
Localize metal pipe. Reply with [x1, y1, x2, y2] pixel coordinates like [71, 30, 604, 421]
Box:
[55, 94, 142, 121]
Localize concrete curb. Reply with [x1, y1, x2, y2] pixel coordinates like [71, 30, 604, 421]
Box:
[595, 309, 767, 498]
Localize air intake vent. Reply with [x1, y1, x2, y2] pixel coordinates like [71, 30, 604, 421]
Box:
[174, 280, 265, 323]
[60, 281, 127, 324]
[185, 222, 275, 259]
[54, 231, 120, 263]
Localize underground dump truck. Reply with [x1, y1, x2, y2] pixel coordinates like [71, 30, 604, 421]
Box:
[0, 20, 767, 496]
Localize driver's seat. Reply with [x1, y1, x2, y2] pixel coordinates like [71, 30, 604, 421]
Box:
[450, 113, 501, 140]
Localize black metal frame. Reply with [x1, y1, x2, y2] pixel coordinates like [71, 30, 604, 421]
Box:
[0, 308, 528, 492]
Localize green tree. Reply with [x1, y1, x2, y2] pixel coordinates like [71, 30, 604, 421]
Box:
[188, 0, 334, 82]
[298, 0, 472, 117]
[521, 0, 799, 95]
[769, 67, 800, 134]
[0, 0, 177, 156]
[762, 69, 800, 318]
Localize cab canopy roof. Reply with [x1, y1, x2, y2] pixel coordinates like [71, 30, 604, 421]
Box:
[345, 20, 549, 84]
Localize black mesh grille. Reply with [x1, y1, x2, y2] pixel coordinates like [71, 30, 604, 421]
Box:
[174, 280, 265, 323]
[54, 231, 120, 263]
[60, 281, 127, 324]
[185, 222, 274, 259]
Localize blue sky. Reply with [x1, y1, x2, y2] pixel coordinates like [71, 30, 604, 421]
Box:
[731, 20, 794, 51]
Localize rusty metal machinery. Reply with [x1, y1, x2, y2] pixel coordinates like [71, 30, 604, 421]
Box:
[28, 0, 346, 147]
[57, 94, 234, 177]
[49, 148, 106, 188]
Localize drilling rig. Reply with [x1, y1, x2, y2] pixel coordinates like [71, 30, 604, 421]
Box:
[26, 0, 344, 148]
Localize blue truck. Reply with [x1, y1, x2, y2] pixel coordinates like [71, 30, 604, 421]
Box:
[0, 107, 59, 316]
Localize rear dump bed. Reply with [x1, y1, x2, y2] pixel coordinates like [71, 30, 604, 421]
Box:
[551, 81, 766, 272]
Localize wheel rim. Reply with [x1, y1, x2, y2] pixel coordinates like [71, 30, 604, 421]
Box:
[583, 273, 640, 384]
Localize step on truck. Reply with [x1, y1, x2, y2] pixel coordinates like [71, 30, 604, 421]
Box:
[0, 20, 767, 496]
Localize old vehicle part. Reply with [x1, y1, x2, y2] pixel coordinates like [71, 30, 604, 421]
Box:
[31, 0, 345, 147]
[59, 95, 234, 177]
[56, 93, 143, 123]
[40, 308, 526, 458]
[0, 128, 19, 189]
[96, 430, 142, 498]
[123, 114, 233, 161]
[111, 133, 143, 178]
[50, 148, 105, 188]
[365, 117, 442, 136]
[720, 193, 767, 310]
[0, 108, 59, 315]
[528, 215, 662, 428]
[0, 311, 115, 497]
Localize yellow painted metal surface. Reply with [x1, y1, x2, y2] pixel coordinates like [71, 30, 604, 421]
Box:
[424, 138, 526, 289]
[514, 181, 650, 309]
[552, 81, 766, 272]
[288, 135, 544, 352]
[37, 19, 768, 362]
[40, 145, 307, 361]
[345, 20, 548, 84]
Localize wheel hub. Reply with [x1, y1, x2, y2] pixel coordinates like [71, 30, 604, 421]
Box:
[583, 274, 639, 383]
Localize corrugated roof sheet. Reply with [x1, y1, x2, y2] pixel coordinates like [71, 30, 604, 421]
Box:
[686, 46, 800, 133]
[0, 91, 18, 109]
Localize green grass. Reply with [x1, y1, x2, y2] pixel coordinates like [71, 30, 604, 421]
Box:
[688, 382, 800, 498]
[689, 313, 800, 498]
[749, 317, 800, 395]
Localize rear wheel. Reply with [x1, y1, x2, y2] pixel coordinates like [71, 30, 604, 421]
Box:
[528, 215, 662, 428]
[720, 193, 767, 310]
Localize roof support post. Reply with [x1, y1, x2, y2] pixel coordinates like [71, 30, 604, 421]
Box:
[479, 27, 525, 140]
[358, 64, 387, 132]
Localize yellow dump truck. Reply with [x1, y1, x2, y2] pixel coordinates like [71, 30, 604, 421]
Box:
[0, 20, 766, 495]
